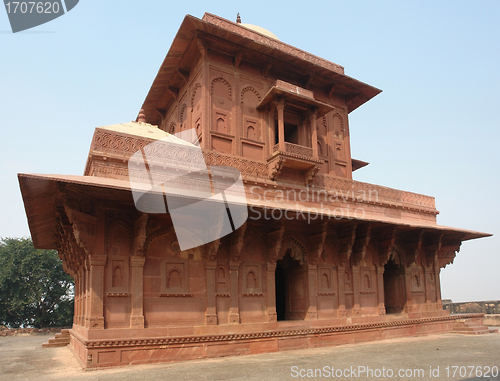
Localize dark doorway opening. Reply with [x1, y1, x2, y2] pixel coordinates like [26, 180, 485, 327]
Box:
[383, 258, 406, 314]
[274, 121, 300, 145]
[275, 251, 304, 321]
[275, 263, 286, 321]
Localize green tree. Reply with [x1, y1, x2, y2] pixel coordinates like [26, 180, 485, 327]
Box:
[0, 237, 74, 328]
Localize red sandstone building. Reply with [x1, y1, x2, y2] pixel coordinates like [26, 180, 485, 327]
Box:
[19, 13, 492, 368]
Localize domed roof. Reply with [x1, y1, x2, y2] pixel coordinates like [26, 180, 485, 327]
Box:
[240, 23, 280, 40]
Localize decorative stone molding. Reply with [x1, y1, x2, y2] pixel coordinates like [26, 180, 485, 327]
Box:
[211, 77, 232, 100]
[202, 14, 345, 75]
[240, 86, 261, 103]
[84, 314, 484, 348]
[190, 83, 202, 107]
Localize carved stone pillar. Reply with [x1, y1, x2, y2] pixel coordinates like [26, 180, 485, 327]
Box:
[337, 265, 346, 318]
[376, 266, 386, 315]
[403, 267, 414, 313]
[306, 264, 318, 320]
[73, 273, 79, 325]
[276, 99, 285, 151]
[84, 261, 90, 327]
[268, 106, 276, 156]
[130, 256, 146, 328]
[352, 266, 361, 316]
[228, 261, 241, 324]
[80, 270, 85, 326]
[310, 109, 318, 158]
[78, 272, 83, 325]
[87, 255, 107, 329]
[266, 262, 277, 322]
[205, 260, 218, 325]
[434, 267, 443, 310]
[80, 269, 86, 326]
[424, 267, 433, 311]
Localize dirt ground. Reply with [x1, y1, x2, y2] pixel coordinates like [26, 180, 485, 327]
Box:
[0, 332, 499, 380]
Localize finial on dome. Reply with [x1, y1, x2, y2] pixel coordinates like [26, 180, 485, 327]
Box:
[137, 109, 146, 123]
[236, 13, 241, 24]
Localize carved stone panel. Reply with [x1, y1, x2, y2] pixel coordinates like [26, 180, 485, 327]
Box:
[161, 257, 190, 295]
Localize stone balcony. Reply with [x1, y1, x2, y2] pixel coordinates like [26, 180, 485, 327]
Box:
[268, 142, 323, 185]
[273, 142, 313, 158]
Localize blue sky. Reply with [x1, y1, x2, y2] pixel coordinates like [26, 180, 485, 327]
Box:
[1, 0, 499, 302]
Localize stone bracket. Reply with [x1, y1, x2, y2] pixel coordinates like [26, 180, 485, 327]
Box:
[438, 236, 462, 268]
[267, 219, 286, 263]
[262, 59, 272, 78]
[230, 223, 247, 262]
[377, 226, 397, 266]
[234, 51, 244, 68]
[424, 232, 443, 268]
[133, 213, 148, 257]
[268, 156, 285, 180]
[64, 203, 97, 257]
[309, 220, 328, 264]
[338, 223, 358, 264]
[305, 165, 321, 186]
[206, 238, 222, 262]
[405, 229, 424, 266]
[352, 223, 372, 266]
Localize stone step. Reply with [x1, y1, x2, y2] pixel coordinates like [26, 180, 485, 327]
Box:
[48, 337, 69, 343]
[42, 343, 69, 348]
[451, 318, 498, 335]
[42, 331, 70, 348]
[451, 328, 498, 335]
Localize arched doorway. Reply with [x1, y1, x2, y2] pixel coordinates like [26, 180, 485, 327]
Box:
[383, 257, 406, 314]
[275, 250, 306, 321]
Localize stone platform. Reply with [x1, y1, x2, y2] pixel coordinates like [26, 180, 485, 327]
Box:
[69, 312, 487, 368]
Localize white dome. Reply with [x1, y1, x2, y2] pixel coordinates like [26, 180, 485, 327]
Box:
[240, 23, 280, 40]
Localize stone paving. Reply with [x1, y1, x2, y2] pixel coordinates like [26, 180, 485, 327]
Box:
[0, 332, 499, 381]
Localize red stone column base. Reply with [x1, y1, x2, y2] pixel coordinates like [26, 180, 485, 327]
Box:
[130, 316, 144, 328]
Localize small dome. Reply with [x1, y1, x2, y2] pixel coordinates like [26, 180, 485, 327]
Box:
[240, 23, 280, 40]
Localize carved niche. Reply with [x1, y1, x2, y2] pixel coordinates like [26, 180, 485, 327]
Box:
[241, 233, 265, 295]
[318, 265, 336, 295]
[216, 265, 228, 295]
[360, 268, 375, 294]
[144, 228, 199, 296]
[191, 82, 203, 139]
[241, 86, 262, 141]
[211, 77, 232, 132]
[105, 221, 132, 295]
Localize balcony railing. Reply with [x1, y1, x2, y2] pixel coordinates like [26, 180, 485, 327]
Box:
[273, 142, 313, 158]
